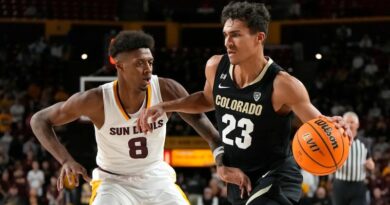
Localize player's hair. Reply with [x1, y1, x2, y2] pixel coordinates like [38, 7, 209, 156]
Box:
[109, 30, 155, 58]
[221, 1, 271, 35]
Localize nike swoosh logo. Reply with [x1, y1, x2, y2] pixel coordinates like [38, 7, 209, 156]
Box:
[262, 170, 271, 178]
[245, 184, 272, 205]
[218, 83, 230, 89]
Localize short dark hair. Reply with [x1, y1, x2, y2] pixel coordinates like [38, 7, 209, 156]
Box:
[109, 30, 155, 58]
[221, 1, 271, 35]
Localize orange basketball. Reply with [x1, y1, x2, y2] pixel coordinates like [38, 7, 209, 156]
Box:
[292, 117, 350, 176]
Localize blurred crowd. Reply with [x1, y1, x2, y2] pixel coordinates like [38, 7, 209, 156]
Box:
[1, 0, 388, 21]
[0, 22, 389, 205]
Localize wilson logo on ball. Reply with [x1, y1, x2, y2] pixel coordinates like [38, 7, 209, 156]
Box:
[314, 119, 339, 149]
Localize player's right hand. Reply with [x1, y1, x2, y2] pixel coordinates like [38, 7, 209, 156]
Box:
[217, 166, 252, 198]
[321, 115, 353, 145]
[138, 104, 165, 134]
[57, 160, 91, 191]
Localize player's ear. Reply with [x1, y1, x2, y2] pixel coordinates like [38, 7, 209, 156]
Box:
[114, 61, 124, 71]
[111, 57, 123, 71]
[257, 32, 266, 44]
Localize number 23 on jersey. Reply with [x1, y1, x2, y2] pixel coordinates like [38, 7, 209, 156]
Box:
[222, 114, 254, 149]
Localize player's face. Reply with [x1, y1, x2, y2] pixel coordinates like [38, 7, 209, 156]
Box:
[117, 48, 154, 91]
[343, 115, 359, 138]
[223, 19, 263, 65]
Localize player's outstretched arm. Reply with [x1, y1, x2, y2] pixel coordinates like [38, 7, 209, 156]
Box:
[30, 89, 101, 190]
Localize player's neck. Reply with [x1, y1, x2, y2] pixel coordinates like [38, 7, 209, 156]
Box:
[117, 80, 146, 114]
[233, 54, 268, 88]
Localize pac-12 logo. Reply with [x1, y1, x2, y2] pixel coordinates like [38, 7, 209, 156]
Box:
[253, 92, 261, 102]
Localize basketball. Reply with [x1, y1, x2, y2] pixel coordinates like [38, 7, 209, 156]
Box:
[292, 117, 350, 176]
[63, 174, 77, 190]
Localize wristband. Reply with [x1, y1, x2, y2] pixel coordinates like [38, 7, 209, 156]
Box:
[213, 146, 224, 160]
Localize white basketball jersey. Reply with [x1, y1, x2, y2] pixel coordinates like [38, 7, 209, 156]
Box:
[94, 75, 168, 175]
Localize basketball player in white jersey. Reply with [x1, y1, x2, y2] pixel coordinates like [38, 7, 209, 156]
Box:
[30, 30, 234, 205]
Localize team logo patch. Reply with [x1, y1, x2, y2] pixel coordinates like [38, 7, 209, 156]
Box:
[253, 92, 261, 102]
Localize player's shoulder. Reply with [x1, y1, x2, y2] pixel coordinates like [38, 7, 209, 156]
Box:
[206, 55, 224, 68]
[68, 87, 103, 109]
[157, 77, 178, 89]
[157, 77, 187, 101]
[57, 87, 103, 120]
[274, 71, 303, 90]
[205, 55, 224, 82]
[273, 71, 309, 105]
[80, 87, 103, 100]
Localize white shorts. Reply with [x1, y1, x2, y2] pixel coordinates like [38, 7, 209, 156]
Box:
[89, 162, 189, 205]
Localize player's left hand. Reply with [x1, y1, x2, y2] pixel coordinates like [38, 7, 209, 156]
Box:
[217, 166, 252, 198]
[58, 160, 91, 191]
[138, 104, 165, 134]
[321, 115, 353, 145]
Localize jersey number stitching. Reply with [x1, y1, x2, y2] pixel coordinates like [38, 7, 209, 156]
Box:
[222, 114, 254, 149]
[128, 137, 148, 158]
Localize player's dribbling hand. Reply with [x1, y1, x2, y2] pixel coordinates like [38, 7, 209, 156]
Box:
[321, 115, 353, 145]
[58, 160, 91, 191]
[138, 105, 165, 134]
[217, 166, 252, 198]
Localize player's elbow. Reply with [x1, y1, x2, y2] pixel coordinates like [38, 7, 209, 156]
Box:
[30, 111, 50, 131]
[30, 112, 41, 130]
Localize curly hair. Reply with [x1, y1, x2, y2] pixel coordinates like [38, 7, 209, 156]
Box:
[221, 1, 271, 35]
[109, 30, 155, 58]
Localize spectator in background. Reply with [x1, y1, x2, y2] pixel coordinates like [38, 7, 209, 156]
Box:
[311, 186, 332, 205]
[0, 109, 12, 135]
[46, 176, 64, 205]
[208, 178, 221, 198]
[27, 161, 44, 197]
[370, 187, 387, 205]
[41, 160, 52, 188]
[80, 182, 91, 205]
[0, 170, 11, 194]
[218, 185, 230, 205]
[332, 112, 375, 205]
[3, 185, 25, 205]
[28, 187, 40, 205]
[22, 138, 39, 158]
[359, 34, 373, 49]
[0, 131, 13, 162]
[0, 152, 8, 172]
[9, 98, 25, 124]
[301, 169, 320, 198]
[364, 58, 378, 76]
[197, 187, 219, 205]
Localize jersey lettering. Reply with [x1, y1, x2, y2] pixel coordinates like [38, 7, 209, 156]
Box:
[221, 114, 254, 149]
